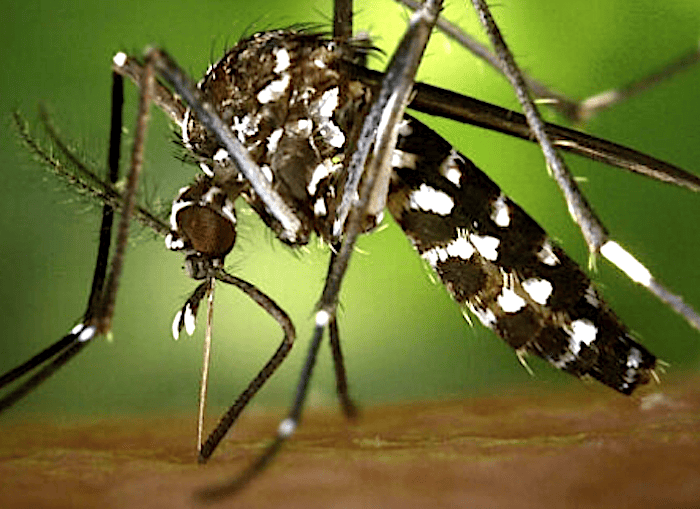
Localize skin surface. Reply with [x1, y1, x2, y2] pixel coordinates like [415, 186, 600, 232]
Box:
[1, 375, 699, 508]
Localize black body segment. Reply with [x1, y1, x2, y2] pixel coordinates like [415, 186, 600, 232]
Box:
[386, 117, 657, 394]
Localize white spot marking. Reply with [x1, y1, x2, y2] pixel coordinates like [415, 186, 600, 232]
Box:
[316, 310, 330, 327]
[311, 88, 344, 148]
[445, 231, 475, 260]
[398, 118, 413, 137]
[421, 246, 449, 267]
[522, 278, 553, 305]
[181, 108, 191, 146]
[278, 418, 296, 438]
[313, 58, 326, 68]
[220, 197, 236, 225]
[213, 148, 229, 163]
[202, 186, 222, 205]
[319, 121, 345, 148]
[332, 218, 343, 238]
[568, 318, 597, 355]
[70, 323, 84, 335]
[627, 347, 642, 368]
[497, 287, 526, 313]
[624, 347, 644, 386]
[469, 234, 500, 261]
[198, 162, 214, 177]
[409, 184, 454, 215]
[440, 151, 463, 187]
[537, 240, 559, 266]
[445, 167, 461, 186]
[600, 240, 652, 287]
[314, 197, 327, 216]
[78, 325, 96, 342]
[584, 285, 600, 308]
[273, 48, 290, 73]
[169, 199, 193, 230]
[317, 87, 339, 118]
[308, 160, 334, 195]
[165, 233, 185, 251]
[391, 150, 418, 169]
[491, 194, 510, 227]
[471, 305, 497, 328]
[373, 210, 384, 227]
[172, 310, 183, 340]
[112, 52, 127, 67]
[257, 73, 290, 104]
[232, 114, 258, 142]
[296, 118, 313, 136]
[267, 128, 284, 153]
[184, 304, 196, 336]
[260, 165, 273, 183]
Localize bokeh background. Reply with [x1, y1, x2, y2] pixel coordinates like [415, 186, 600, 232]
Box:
[1, 0, 699, 421]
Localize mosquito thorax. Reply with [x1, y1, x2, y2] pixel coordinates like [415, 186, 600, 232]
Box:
[180, 29, 376, 246]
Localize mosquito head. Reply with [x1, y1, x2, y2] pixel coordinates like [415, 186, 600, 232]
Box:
[166, 177, 237, 280]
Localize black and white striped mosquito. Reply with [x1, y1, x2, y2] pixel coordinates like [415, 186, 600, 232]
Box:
[2, 0, 699, 499]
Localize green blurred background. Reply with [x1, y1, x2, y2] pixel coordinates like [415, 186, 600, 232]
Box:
[0, 0, 699, 421]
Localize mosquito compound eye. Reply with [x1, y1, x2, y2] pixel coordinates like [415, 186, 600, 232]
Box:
[167, 179, 238, 261]
[176, 205, 237, 259]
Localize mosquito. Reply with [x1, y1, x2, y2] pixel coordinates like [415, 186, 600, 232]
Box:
[2, 0, 699, 500]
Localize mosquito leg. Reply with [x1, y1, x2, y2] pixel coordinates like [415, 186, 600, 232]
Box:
[571, 46, 700, 121]
[309, 0, 445, 447]
[334, 0, 353, 41]
[0, 71, 126, 412]
[0, 334, 92, 413]
[471, 0, 700, 330]
[85, 74, 124, 322]
[0, 335, 77, 392]
[198, 311, 322, 501]
[112, 53, 186, 127]
[401, 80, 700, 192]
[394, 0, 579, 118]
[94, 55, 154, 334]
[329, 314, 358, 418]
[197, 270, 295, 463]
[397, 0, 700, 123]
[470, 0, 605, 249]
[334, 0, 443, 236]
